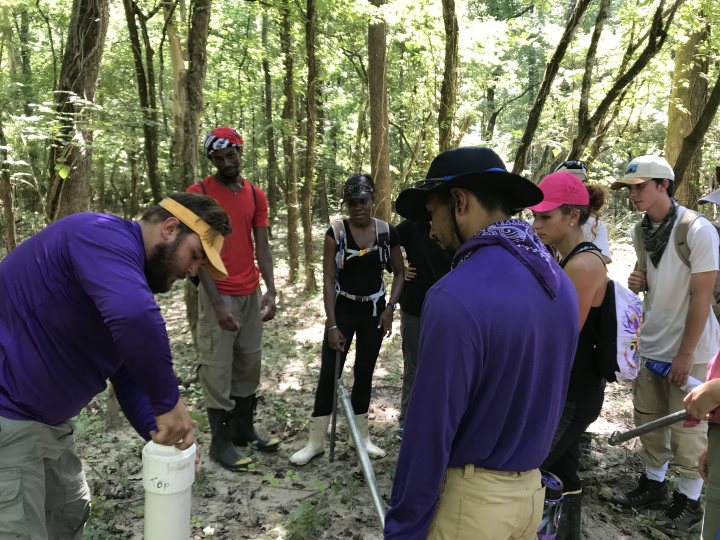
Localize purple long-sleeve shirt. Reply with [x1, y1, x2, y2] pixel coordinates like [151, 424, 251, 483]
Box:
[0, 213, 179, 439]
[384, 227, 578, 539]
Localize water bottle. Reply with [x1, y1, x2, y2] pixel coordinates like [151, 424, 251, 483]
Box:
[644, 359, 702, 393]
[142, 441, 196, 539]
[537, 470, 563, 540]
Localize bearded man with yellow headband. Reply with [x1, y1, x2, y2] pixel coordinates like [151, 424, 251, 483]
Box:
[0, 192, 230, 539]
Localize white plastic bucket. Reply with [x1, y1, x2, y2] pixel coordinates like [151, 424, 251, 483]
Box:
[142, 441, 196, 540]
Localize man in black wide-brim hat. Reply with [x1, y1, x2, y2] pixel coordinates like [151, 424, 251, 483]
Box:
[384, 146, 580, 540]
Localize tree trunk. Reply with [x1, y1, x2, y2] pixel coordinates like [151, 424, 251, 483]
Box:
[368, 0, 391, 220]
[512, 0, 592, 174]
[262, 11, 279, 223]
[302, 0, 318, 293]
[46, 0, 110, 221]
[315, 89, 330, 223]
[123, 0, 162, 202]
[352, 101, 368, 172]
[574, 0, 610, 159]
[180, 0, 211, 189]
[281, 1, 299, 283]
[164, 1, 187, 192]
[673, 68, 720, 189]
[664, 26, 709, 206]
[0, 124, 17, 253]
[438, 0, 459, 153]
[128, 150, 140, 217]
[569, 0, 684, 158]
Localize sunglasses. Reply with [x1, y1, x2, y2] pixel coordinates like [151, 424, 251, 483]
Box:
[557, 160, 588, 171]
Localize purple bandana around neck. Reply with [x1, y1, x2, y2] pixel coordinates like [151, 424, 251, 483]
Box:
[452, 219, 561, 299]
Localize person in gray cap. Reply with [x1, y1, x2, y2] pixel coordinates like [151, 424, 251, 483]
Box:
[611, 155, 719, 535]
[383, 147, 579, 540]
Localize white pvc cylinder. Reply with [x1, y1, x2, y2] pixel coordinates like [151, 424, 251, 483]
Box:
[142, 441, 196, 540]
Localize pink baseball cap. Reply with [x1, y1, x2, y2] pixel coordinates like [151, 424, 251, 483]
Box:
[528, 171, 589, 212]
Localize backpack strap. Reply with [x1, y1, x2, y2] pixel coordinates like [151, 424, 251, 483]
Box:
[674, 208, 702, 268]
[632, 221, 646, 273]
[559, 242, 604, 269]
[197, 178, 208, 195]
[375, 218, 391, 269]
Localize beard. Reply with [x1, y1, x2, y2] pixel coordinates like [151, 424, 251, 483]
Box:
[145, 236, 182, 294]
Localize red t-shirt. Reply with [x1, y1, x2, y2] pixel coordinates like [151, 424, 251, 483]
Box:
[187, 176, 269, 295]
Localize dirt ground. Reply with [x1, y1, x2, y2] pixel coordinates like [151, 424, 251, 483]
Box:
[76, 231, 704, 540]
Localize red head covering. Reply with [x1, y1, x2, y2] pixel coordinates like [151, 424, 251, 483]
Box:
[204, 127, 244, 158]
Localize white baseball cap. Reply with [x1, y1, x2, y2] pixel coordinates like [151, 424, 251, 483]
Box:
[610, 155, 675, 190]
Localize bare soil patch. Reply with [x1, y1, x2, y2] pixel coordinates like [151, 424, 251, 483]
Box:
[77, 234, 702, 539]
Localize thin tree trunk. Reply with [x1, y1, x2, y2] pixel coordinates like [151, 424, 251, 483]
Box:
[573, 0, 610, 159]
[512, 0, 592, 174]
[164, 1, 187, 191]
[438, 0, 459, 153]
[673, 68, 720, 188]
[302, 0, 318, 293]
[368, 0, 391, 220]
[0, 123, 17, 253]
[281, 1, 299, 283]
[352, 101, 368, 172]
[569, 0, 685, 158]
[129, 150, 140, 217]
[181, 0, 211, 188]
[262, 11, 279, 222]
[664, 26, 709, 206]
[46, 0, 109, 221]
[315, 88, 329, 223]
[123, 0, 162, 202]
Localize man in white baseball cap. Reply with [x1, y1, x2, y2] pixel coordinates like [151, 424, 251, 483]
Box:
[611, 154, 719, 535]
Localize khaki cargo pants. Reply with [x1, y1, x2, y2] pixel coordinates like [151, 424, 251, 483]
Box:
[634, 362, 708, 479]
[0, 416, 90, 539]
[427, 466, 544, 540]
[197, 285, 263, 410]
[703, 423, 720, 540]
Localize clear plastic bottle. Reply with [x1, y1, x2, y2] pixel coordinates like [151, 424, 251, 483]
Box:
[644, 359, 702, 393]
[537, 470, 563, 540]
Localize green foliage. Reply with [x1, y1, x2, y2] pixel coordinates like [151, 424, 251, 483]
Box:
[285, 498, 331, 540]
[2, 0, 720, 239]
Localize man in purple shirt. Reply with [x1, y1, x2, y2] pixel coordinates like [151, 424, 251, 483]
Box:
[0, 193, 229, 539]
[385, 147, 579, 539]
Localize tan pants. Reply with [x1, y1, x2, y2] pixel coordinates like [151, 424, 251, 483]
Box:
[703, 423, 720, 540]
[427, 466, 544, 540]
[0, 416, 90, 540]
[634, 362, 708, 479]
[197, 285, 263, 410]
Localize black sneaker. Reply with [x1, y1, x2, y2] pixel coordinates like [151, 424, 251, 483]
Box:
[658, 490, 703, 536]
[611, 474, 669, 509]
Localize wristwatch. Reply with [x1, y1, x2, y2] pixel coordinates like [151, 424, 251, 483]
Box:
[387, 302, 397, 311]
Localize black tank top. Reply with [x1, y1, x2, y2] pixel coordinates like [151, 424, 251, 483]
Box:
[560, 242, 606, 418]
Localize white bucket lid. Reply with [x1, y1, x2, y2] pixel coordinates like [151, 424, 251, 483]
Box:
[142, 441, 196, 495]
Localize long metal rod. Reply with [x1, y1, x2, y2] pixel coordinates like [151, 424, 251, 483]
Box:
[329, 350, 341, 462]
[337, 381, 386, 528]
[608, 410, 692, 446]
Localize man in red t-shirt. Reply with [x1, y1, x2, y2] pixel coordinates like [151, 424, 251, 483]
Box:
[187, 127, 280, 471]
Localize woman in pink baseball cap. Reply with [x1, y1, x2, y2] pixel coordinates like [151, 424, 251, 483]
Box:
[529, 171, 608, 539]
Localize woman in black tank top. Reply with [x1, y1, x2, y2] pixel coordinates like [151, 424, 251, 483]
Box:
[289, 174, 404, 467]
[529, 171, 609, 540]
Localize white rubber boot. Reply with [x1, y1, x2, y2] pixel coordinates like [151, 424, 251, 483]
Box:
[289, 415, 330, 466]
[349, 413, 386, 458]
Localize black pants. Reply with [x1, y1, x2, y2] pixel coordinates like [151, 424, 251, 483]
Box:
[542, 383, 605, 493]
[312, 295, 384, 417]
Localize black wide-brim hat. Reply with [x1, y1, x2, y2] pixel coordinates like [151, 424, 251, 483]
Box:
[394, 147, 543, 221]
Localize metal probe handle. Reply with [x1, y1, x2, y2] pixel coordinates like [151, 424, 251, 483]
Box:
[608, 410, 692, 446]
[329, 350, 341, 462]
[337, 381, 386, 528]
